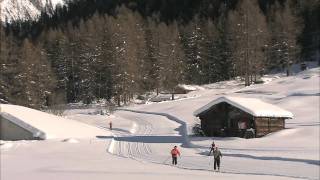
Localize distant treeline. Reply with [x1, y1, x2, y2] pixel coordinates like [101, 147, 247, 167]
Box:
[0, 0, 319, 109]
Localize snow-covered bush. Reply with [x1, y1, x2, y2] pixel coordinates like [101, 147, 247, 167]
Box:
[192, 123, 205, 136]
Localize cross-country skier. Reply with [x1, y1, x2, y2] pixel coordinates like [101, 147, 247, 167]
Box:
[212, 147, 222, 171]
[170, 146, 181, 165]
[208, 141, 216, 155]
[109, 121, 112, 130]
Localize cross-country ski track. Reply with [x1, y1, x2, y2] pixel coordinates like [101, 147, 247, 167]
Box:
[91, 110, 317, 180]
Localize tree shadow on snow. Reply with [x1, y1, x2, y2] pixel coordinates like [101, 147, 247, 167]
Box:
[112, 128, 131, 133]
[115, 135, 183, 143]
[224, 153, 320, 166]
[96, 136, 113, 139]
[97, 135, 183, 143]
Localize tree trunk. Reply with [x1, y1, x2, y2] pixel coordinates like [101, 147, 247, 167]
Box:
[117, 95, 120, 106]
[245, 72, 250, 86]
[286, 61, 290, 76]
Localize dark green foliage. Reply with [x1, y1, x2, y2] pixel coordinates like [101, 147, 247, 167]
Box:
[299, 2, 320, 63]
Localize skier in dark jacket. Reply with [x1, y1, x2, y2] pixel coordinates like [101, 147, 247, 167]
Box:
[109, 121, 112, 130]
[212, 147, 222, 171]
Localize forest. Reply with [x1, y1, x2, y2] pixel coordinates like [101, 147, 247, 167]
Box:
[0, 0, 319, 109]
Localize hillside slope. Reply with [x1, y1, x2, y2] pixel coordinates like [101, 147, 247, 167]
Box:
[0, 0, 65, 23]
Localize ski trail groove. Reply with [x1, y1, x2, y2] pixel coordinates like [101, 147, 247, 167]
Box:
[109, 112, 157, 162]
[109, 109, 316, 180]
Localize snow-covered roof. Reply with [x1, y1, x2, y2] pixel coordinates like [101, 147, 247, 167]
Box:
[1, 112, 46, 139]
[193, 96, 293, 118]
[0, 104, 110, 139]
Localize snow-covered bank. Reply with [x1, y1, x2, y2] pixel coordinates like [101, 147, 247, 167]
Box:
[0, 104, 110, 139]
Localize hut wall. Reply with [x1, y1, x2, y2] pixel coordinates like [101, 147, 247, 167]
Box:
[255, 117, 285, 137]
[0, 115, 35, 140]
[200, 103, 227, 136]
[200, 102, 255, 137]
[199, 102, 287, 138]
[200, 115, 223, 136]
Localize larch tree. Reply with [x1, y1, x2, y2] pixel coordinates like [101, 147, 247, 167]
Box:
[143, 16, 162, 95]
[268, 1, 304, 76]
[227, 0, 269, 86]
[158, 21, 186, 100]
[181, 15, 207, 85]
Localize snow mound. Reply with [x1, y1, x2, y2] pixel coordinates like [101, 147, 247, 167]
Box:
[0, 140, 6, 145]
[264, 128, 300, 138]
[0, 141, 13, 149]
[179, 84, 203, 91]
[62, 138, 80, 143]
[109, 114, 116, 118]
[0, 104, 111, 139]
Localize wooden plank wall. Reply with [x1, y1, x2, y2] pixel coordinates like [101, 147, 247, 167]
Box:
[255, 117, 285, 137]
[199, 103, 226, 136]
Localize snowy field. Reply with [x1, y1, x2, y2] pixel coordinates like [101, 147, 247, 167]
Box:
[1, 67, 319, 180]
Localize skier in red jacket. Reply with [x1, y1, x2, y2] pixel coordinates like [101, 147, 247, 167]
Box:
[171, 146, 181, 165]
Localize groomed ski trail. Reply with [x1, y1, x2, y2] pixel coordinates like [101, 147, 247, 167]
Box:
[107, 110, 317, 180]
[108, 111, 183, 164]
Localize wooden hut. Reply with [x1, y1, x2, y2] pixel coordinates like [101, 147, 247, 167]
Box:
[193, 96, 293, 138]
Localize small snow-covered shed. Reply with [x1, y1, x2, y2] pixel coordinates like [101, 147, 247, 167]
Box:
[193, 96, 293, 138]
[0, 113, 44, 140]
[0, 104, 110, 141]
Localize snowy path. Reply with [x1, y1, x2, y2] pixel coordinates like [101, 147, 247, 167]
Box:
[106, 110, 319, 180]
[108, 111, 183, 164]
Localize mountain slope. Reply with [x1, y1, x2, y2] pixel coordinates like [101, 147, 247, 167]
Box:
[0, 0, 65, 23]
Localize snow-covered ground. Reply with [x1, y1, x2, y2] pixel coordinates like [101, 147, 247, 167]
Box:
[1, 67, 319, 180]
